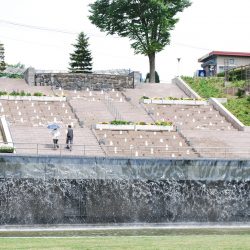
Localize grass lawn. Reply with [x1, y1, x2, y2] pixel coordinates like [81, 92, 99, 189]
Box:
[182, 76, 250, 126]
[0, 229, 250, 250]
[1, 235, 250, 250]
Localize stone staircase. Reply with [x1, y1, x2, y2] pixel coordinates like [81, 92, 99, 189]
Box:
[181, 130, 250, 158]
[9, 126, 104, 156]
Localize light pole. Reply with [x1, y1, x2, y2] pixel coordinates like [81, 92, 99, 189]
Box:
[177, 58, 181, 77]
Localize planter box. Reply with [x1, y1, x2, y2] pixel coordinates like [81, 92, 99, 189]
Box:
[151, 99, 163, 104]
[0, 95, 66, 102]
[142, 97, 207, 105]
[146, 99, 207, 105]
[135, 125, 174, 131]
[95, 124, 135, 130]
[95, 123, 174, 131]
[142, 99, 152, 104]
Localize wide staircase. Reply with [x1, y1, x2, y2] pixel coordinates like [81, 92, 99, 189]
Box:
[0, 99, 104, 156]
[182, 130, 250, 159]
[95, 129, 198, 158]
[143, 103, 236, 131]
[1, 80, 249, 159]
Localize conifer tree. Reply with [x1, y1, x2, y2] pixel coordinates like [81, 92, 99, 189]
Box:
[69, 32, 92, 73]
[0, 42, 6, 72]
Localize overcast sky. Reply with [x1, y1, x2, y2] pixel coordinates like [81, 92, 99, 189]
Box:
[0, 0, 249, 82]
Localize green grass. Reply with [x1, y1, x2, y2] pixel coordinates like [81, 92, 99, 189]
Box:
[224, 97, 250, 125]
[0, 235, 250, 250]
[182, 76, 250, 126]
[0, 229, 250, 250]
[182, 76, 226, 98]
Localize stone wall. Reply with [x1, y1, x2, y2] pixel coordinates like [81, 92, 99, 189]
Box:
[34, 72, 134, 90]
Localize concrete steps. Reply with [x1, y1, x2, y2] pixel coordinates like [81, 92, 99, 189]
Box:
[9, 126, 104, 156]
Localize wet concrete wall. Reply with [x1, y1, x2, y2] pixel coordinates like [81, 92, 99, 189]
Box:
[0, 155, 249, 224]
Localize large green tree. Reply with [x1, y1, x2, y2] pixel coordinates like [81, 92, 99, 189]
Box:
[0, 42, 6, 72]
[69, 32, 93, 73]
[89, 0, 191, 82]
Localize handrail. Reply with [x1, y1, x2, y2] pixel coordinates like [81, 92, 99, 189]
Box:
[6, 142, 250, 159]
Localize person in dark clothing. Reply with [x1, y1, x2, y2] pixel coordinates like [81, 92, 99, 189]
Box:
[66, 125, 73, 150]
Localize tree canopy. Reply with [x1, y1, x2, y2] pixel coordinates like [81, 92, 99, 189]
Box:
[89, 0, 191, 82]
[69, 32, 93, 73]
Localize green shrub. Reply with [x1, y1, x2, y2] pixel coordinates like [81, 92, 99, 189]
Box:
[9, 90, 19, 96]
[20, 90, 26, 96]
[236, 88, 245, 98]
[0, 72, 23, 79]
[141, 96, 150, 99]
[154, 121, 173, 126]
[224, 97, 250, 125]
[182, 76, 226, 98]
[0, 91, 8, 96]
[145, 71, 160, 83]
[110, 120, 133, 125]
[0, 146, 14, 153]
[33, 92, 44, 96]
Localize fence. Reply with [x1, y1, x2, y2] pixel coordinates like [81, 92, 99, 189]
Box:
[4, 142, 250, 159]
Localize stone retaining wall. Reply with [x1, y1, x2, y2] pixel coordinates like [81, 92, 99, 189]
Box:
[34, 72, 134, 90]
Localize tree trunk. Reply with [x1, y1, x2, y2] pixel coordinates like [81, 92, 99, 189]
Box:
[148, 53, 156, 83]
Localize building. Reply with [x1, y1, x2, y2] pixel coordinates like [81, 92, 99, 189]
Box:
[198, 51, 250, 76]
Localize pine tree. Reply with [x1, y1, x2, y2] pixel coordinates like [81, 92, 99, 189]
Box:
[0, 42, 6, 72]
[69, 32, 92, 73]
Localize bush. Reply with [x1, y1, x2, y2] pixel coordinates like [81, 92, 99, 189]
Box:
[236, 88, 245, 98]
[110, 120, 133, 125]
[0, 146, 14, 153]
[34, 92, 44, 96]
[0, 72, 23, 78]
[145, 71, 160, 83]
[0, 91, 8, 96]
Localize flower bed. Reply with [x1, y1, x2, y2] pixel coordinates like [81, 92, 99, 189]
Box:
[141, 96, 207, 105]
[96, 120, 174, 131]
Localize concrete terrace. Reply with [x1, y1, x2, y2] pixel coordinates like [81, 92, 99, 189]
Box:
[0, 78, 250, 159]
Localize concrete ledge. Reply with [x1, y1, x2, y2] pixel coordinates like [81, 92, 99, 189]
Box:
[142, 98, 207, 105]
[172, 77, 201, 99]
[95, 124, 174, 131]
[209, 98, 245, 131]
[0, 116, 14, 148]
[0, 95, 66, 102]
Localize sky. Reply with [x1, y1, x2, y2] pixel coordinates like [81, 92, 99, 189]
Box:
[0, 0, 250, 82]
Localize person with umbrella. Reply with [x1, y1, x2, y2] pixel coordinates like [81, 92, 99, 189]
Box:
[48, 124, 61, 149]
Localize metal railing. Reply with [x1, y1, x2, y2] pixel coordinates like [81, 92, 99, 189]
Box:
[2, 142, 250, 159]
[103, 95, 123, 120]
[9, 142, 102, 157]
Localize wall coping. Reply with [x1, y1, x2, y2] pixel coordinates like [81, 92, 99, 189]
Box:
[0, 116, 14, 148]
[209, 98, 245, 131]
[0, 95, 66, 102]
[172, 77, 201, 99]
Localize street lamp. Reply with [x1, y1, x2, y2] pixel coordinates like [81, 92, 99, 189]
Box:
[177, 58, 181, 77]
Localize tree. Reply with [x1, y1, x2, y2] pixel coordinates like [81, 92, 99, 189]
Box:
[0, 42, 6, 72]
[89, 0, 191, 82]
[69, 32, 93, 73]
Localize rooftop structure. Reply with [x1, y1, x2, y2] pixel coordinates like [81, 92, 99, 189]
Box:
[198, 51, 250, 76]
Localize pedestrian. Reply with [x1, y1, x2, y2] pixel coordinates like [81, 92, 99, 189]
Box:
[66, 124, 73, 150]
[51, 128, 60, 149]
